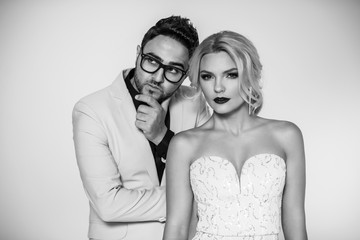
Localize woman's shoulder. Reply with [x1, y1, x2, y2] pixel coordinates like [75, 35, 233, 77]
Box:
[272, 119, 302, 138]
[172, 127, 206, 144]
[167, 128, 208, 165]
[258, 117, 300, 133]
[170, 126, 208, 153]
[260, 117, 304, 147]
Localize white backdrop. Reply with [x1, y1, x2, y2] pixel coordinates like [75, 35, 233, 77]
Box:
[1, 1, 359, 239]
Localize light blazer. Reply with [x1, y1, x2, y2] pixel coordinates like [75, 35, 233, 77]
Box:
[72, 69, 210, 240]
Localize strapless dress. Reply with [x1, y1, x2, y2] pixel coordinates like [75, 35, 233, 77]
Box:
[190, 154, 286, 240]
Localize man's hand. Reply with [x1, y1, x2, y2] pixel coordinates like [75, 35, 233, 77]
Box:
[135, 94, 168, 145]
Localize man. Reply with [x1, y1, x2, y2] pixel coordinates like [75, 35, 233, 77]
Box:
[72, 16, 210, 240]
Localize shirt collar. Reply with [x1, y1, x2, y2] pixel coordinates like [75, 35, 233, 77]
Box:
[124, 68, 142, 110]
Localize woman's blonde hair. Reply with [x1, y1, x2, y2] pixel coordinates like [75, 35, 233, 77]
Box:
[189, 31, 263, 115]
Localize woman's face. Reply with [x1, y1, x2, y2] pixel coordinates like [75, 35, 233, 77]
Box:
[199, 51, 245, 115]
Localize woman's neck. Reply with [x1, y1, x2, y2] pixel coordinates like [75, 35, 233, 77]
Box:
[211, 107, 256, 136]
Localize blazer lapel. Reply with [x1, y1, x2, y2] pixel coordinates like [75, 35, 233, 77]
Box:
[159, 92, 184, 187]
[109, 70, 159, 186]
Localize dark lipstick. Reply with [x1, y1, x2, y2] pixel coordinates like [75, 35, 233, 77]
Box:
[214, 97, 230, 104]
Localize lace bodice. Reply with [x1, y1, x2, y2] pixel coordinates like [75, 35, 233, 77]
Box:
[190, 154, 286, 240]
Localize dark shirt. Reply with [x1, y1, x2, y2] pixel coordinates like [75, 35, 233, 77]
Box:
[124, 69, 174, 182]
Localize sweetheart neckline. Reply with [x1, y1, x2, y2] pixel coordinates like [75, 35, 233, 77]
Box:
[191, 153, 285, 165]
[190, 153, 286, 186]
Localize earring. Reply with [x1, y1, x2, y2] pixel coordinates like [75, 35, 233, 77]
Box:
[248, 87, 252, 115]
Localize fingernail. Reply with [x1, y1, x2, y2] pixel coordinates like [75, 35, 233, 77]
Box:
[135, 95, 139, 100]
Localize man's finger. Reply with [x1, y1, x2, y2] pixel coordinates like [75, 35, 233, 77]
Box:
[137, 104, 151, 114]
[135, 94, 160, 109]
[135, 120, 148, 132]
[136, 112, 148, 122]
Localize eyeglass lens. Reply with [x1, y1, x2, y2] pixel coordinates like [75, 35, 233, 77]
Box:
[141, 54, 184, 83]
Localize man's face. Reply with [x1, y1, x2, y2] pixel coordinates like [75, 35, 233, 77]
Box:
[133, 35, 189, 103]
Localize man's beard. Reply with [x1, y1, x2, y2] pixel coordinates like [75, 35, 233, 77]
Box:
[134, 72, 167, 103]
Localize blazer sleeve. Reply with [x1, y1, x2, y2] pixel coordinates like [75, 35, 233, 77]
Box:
[72, 101, 166, 223]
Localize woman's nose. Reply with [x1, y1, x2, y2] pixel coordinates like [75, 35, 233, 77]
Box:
[214, 79, 224, 93]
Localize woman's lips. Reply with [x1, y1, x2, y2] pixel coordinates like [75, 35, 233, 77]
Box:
[214, 97, 230, 104]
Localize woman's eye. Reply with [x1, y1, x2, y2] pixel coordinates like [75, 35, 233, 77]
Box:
[200, 74, 212, 80]
[227, 72, 238, 79]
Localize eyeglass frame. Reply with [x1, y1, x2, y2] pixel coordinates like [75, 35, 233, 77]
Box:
[139, 49, 188, 84]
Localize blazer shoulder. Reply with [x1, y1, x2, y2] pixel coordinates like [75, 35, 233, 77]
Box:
[74, 70, 128, 110]
[172, 86, 205, 106]
[74, 86, 111, 110]
[175, 85, 198, 98]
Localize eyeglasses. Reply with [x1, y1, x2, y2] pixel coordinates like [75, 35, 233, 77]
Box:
[139, 50, 187, 84]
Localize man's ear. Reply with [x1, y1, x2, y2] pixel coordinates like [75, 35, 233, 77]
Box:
[136, 45, 141, 56]
[135, 45, 141, 66]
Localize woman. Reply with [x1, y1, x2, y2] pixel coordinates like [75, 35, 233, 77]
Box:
[163, 31, 307, 240]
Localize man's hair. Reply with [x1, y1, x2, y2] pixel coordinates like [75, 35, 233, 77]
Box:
[141, 15, 199, 58]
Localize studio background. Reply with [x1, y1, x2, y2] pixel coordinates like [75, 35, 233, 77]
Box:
[1, 1, 359, 239]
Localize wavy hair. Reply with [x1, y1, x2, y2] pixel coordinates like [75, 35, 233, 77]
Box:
[189, 31, 263, 115]
[141, 15, 199, 58]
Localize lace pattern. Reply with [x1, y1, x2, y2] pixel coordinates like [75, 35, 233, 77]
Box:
[190, 154, 286, 240]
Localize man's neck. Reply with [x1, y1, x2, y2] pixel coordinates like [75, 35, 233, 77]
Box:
[129, 77, 140, 93]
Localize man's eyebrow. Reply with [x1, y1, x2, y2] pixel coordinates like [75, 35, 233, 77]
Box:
[147, 52, 185, 70]
[168, 61, 185, 70]
[147, 52, 162, 62]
